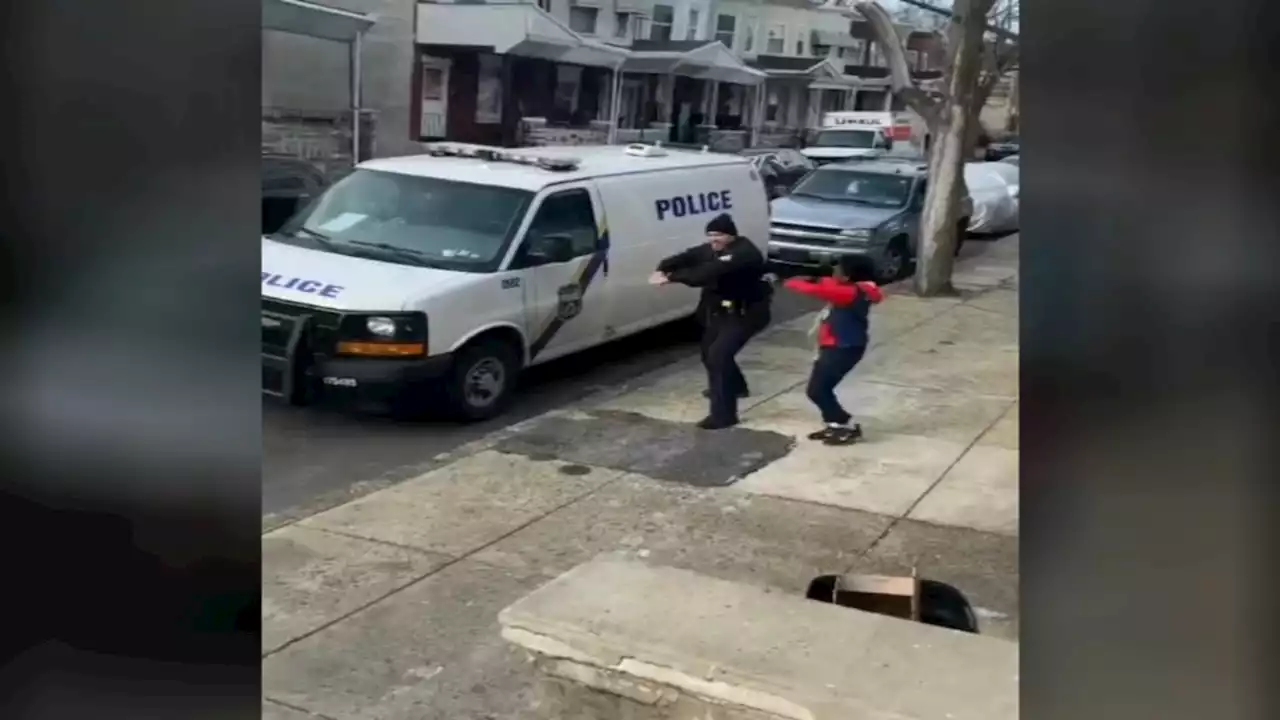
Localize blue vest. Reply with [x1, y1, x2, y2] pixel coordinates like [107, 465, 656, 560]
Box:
[825, 291, 872, 348]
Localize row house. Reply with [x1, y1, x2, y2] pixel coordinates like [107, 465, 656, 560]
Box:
[414, 0, 767, 151]
[708, 0, 946, 147]
[261, 0, 950, 165]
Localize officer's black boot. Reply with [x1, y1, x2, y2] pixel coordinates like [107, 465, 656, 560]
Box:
[702, 388, 749, 399]
[699, 371, 740, 430]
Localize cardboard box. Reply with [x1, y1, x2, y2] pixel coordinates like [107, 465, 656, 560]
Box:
[805, 569, 921, 622]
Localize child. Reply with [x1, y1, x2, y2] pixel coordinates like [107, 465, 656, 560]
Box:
[781, 256, 885, 445]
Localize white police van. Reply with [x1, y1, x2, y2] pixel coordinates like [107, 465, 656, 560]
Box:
[262, 143, 769, 420]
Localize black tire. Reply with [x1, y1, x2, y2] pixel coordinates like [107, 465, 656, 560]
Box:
[445, 337, 521, 422]
[877, 236, 910, 283]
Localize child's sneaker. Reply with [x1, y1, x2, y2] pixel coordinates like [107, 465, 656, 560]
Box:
[822, 424, 863, 446]
[807, 423, 856, 442]
[806, 424, 837, 441]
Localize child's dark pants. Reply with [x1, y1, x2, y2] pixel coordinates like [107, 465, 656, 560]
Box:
[805, 345, 867, 425]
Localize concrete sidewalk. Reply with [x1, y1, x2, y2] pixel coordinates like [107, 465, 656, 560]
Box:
[262, 236, 1020, 720]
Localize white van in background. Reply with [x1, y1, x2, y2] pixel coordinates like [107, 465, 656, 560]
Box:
[261, 143, 770, 420]
[801, 111, 917, 165]
[822, 111, 914, 142]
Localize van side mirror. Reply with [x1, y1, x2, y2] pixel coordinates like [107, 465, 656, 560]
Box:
[523, 233, 575, 266]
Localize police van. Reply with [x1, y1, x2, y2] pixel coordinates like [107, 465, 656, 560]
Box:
[262, 143, 769, 420]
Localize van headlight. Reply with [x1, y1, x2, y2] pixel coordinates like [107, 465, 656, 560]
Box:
[366, 316, 397, 337]
[335, 312, 428, 357]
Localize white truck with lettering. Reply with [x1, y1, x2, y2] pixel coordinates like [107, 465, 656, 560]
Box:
[261, 143, 769, 420]
[802, 111, 915, 166]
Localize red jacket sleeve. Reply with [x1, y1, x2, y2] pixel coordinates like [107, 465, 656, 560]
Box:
[855, 281, 885, 304]
[783, 277, 860, 305]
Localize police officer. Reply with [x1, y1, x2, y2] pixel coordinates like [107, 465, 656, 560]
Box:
[650, 212, 772, 430]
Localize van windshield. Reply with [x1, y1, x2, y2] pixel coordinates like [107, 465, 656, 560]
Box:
[812, 129, 878, 149]
[276, 169, 533, 272]
[791, 169, 914, 207]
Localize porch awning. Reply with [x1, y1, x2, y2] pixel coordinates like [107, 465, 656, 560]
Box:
[624, 40, 766, 85]
[263, 0, 373, 42]
[751, 57, 854, 91]
[416, 3, 628, 69]
[812, 30, 863, 50]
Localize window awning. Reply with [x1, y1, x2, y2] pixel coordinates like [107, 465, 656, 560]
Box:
[623, 41, 766, 85]
[262, 0, 373, 43]
[416, 4, 628, 69]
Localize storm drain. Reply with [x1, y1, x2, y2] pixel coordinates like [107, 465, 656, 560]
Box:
[806, 574, 980, 634]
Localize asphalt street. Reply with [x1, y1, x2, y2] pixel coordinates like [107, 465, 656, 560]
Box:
[263, 238, 1002, 520]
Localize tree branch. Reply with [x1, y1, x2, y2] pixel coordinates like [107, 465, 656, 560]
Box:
[975, 40, 1018, 108]
[852, 1, 942, 124]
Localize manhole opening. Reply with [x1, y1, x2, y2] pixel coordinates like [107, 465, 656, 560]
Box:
[805, 574, 980, 634]
[558, 464, 592, 476]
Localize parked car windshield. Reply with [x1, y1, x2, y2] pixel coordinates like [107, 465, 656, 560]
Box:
[812, 129, 878, 149]
[790, 168, 914, 207]
[276, 169, 533, 272]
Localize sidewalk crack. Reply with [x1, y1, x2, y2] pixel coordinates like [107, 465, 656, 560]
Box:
[264, 697, 340, 720]
[844, 397, 1017, 570]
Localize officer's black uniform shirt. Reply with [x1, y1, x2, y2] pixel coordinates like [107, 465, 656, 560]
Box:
[656, 236, 769, 312]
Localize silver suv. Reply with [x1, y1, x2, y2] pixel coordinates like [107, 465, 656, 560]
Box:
[766, 159, 972, 283]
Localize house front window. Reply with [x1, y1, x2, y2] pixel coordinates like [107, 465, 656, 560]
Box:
[553, 65, 582, 120]
[870, 43, 887, 66]
[765, 24, 785, 54]
[811, 30, 829, 57]
[687, 9, 700, 40]
[743, 15, 756, 52]
[569, 7, 598, 35]
[614, 12, 631, 39]
[848, 38, 867, 64]
[650, 4, 674, 41]
[766, 85, 790, 123]
[715, 14, 736, 49]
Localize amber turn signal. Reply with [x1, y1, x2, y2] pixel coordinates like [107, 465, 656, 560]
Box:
[335, 341, 426, 357]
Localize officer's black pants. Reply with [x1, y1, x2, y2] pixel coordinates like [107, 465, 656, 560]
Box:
[700, 304, 770, 422]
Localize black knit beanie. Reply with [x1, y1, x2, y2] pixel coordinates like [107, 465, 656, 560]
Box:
[704, 213, 737, 236]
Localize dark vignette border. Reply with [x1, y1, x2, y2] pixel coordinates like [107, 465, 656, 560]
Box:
[1024, 1, 1280, 718]
[1, 1, 262, 718]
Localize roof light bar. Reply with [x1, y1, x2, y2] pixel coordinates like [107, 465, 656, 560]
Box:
[422, 142, 580, 172]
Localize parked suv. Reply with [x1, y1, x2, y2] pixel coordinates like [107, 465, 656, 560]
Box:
[766, 158, 972, 283]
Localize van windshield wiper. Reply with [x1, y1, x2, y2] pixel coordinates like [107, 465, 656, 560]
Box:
[344, 240, 440, 268]
[288, 226, 337, 250]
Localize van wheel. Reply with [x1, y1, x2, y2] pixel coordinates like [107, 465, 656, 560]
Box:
[446, 338, 520, 422]
[877, 237, 910, 283]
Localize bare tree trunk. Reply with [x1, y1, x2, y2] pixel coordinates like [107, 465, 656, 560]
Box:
[912, 0, 990, 296]
[915, 116, 965, 294]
